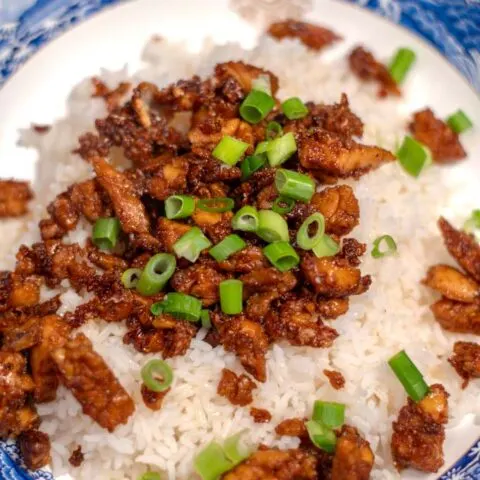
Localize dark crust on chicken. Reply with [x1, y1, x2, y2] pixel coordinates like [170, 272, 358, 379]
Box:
[18, 430, 51, 470]
[0, 180, 33, 218]
[448, 341, 480, 389]
[217, 368, 257, 406]
[250, 407, 272, 423]
[323, 369, 345, 390]
[68, 445, 85, 467]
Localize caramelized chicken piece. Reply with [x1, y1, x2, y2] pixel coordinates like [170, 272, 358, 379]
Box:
[298, 129, 395, 179]
[148, 317, 197, 358]
[44, 192, 79, 235]
[423, 264, 479, 303]
[18, 429, 51, 470]
[250, 407, 272, 423]
[1, 316, 42, 352]
[246, 291, 280, 323]
[156, 217, 191, 252]
[391, 384, 448, 473]
[323, 369, 345, 390]
[410, 109, 466, 163]
[8, 274, 41, 308]
[146, 155, 189, 200]
[431, 298, 480, 334]
[217, 368, 257, 406]
[448, 341, 480, 388]
[438, 217, 480, 282]
[317, 298, 349, 320]
[311, 185, 360, 236]
[268, 19, 340, 51]
[275, 418, 308, 438]
[52, 333, 135, 431]
[331, 425, 374, 480]
[192, 208, 234, 243]
[240, 268, 297, 296]
[223, 447, 318, 480]
[70, 179, 107, 222]
[349, 46, 400, 97]
[218, 246, 269, 273]
[86, 243, 128, 272]
[68, 445, 84, 467]
[141, 385, 170, 411]
[91, 77, 131, 112]
[0, 180, 33, 218]
[92, 156, 150, 234]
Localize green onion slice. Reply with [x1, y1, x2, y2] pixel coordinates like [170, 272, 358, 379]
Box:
[239, 90, 275, 124]
[305, 420, 337, 453]
[371, 235, 397, 259]
[197, 197, 235, 213]
[194, 442, 233, 480]
[141, 359, 173, 392]
[240, 154, 267, 180]
[209, 234, 246, 262]
[297, 213, 325, 250]
[281, 97, 309, 120]
[154, 292, 203, 322]
[150, 302, 164, 316]
[267, 132, 297, 167]
[92, 217, 121, 250]
[312, 234, 340, 258]
[446, 109, 473, 134]
[396, 136, 432, 177]
[254, 141, 270, 155]
[312, 401, 345, 429]
[223, 430, 250, 465]
[121, 268, 142, 289]
[275, 168, 315, 202]
[200, 310, 211, 329]
[165, 195, 195, 220]
[272, 196, 295, 215]
[388, 350, 429, 402]
[212, 136, 249, 166]
[173, 227, 212, 263]
[464, 209, 480, 240]
[266, 121, 283, 140]
[388, 48, 416, 84]
[251, 74, 271, 95]
[136, 253, 176, 296]
[219, 279, 243, 315]
[263, 241, 300, 272]
[232, 206, 259, 232]
[257, 210, 289, 243]
[138, 472, 162, 480]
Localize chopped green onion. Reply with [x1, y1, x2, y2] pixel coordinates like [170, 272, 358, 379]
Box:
[464, 209, 480, 240]
[92, 217, 121, 250]
[251, 74, 271, 95]
[281, 97, 309, 120]
[297, 213, 325, 250]
[212, 136, 249, 166]
[173, 227, 212, 263]
[272, 196, 295, 215]
[165, 195, 195, 220]
[312, 401, 345, 429]
[371, 235, 397, 259]
[388, 48, 416, 84]
[240, 155, 267, 180]
[388, 350, 429, 402]
[396, 136, 432, 177]
[266, 132, 297, 167]
[136, 254, 176, 296]
[153, 292, 203, 322]
[257, 210, 289, 243]
[194, 442, 233, 480]
[239, 90, 275, 124]
[275, 169, 315, 202]
[138, 472, 162, 480]
[263, 241, 299, 272]
[305, 420, 337, 453]
[254, 141, 270, 155]
[446, 110, 473, 134]
[209, 234, 246, 262]
[232, 206, 259, 232]
[312, 234, 340, 258]
[121, 268, 142, 289]
[200, 310, 211, 329]
[223, 430, 250, 465]
[141, 359, 173, 392]
[219, 279, 243, 315]
[197, 197, 235, 213]
[266, 121, 283, 140]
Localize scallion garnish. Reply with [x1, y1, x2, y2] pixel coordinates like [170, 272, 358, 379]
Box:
[240, 155, 266, 180]
[388, 350, 429, 402]
[312, 401, 345, 429]
[212, 136, 249, 166]
[219, 279, 243, 315]
[388, 48, 416, 84]
[197, 197, 235, 213]
[209, 234, 246, 262]
[257, 210, 289, 243]
[296, 213, 325, 250]
[281, 97, 309, 120]
[254, 141, 270, 155]
[92, 217, 121, 250]
[136, 253, 176, 296]
[464, 209, 480, 240]
[165, 195, 195, 219]
[223, 430, 250, 465]
[275, 168, 315, 203]
[194, 442, 233, 480]
[371, 234, 397, 259]
[239, 90, 275, 124]
[446, 110, 473, 134]
[266, 121, 283, 140]
[173, 227, 212, 263]
[272, 196, 295, 215]
[312, 234, 340, 258]
[232, 206, 259, 232]
[305, 420, 337, 453]
[251, 74, 271, 95]
[396, 136, 432, 177]
[200, 310, 211, 329]
[121, 268, 142, 289]
[138, 472, 162, 480]
[153, 292, 202, 322]
[267, 132, 297, 167]
[141, 359, 173, 392]
[263, 241, 300, 272]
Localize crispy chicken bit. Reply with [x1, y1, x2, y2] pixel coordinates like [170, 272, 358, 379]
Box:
[391, 384, 449, 473]
[156, 217, 191, 252]
[192, 208, 233, 243]
[8, 274, 41, 308]
[240, 268, 297, 296]
[217, 368, 257, 406]
[1, 316, 42, 352]
[275, 418, 308, 438]
[438, 217, 480, 282]
[331, 425, 374, 480]
[311, 185, 360, 236]
[141, 385, 170, 411]
[410, 109, 466, 163]
[70, 179, 107, 222]
[18, 430, 51, 470]
[52, 333, 135, 432]
[91, 77, 131, 112]
[423, 264, 479, 303]
[68, 445, 84, 467]
[448, 341, 480, 388]
[431, 298, 480, 334]
[324, 369, 345, 390]
[250, 407, 272, 424]
[218, 246, 269, 273]
[349, 46, 400, 98]
[268, 19, 340, 51]
[146, 155, 189, 200]
[317, 298, 349, 320]
[0, 180, 33, 218]
[222, 448, 318, 480]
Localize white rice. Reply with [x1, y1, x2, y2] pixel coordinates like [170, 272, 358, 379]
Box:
[1, 36, 479, 480]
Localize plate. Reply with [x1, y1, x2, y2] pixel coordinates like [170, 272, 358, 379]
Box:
[0, 1, 479, 479]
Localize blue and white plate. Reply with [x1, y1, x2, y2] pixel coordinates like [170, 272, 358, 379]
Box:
[0, 1, 479, 479]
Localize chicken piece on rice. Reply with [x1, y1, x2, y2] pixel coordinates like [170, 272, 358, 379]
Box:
[0, 180, 33, 218]
[448, 341, 480, 388]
